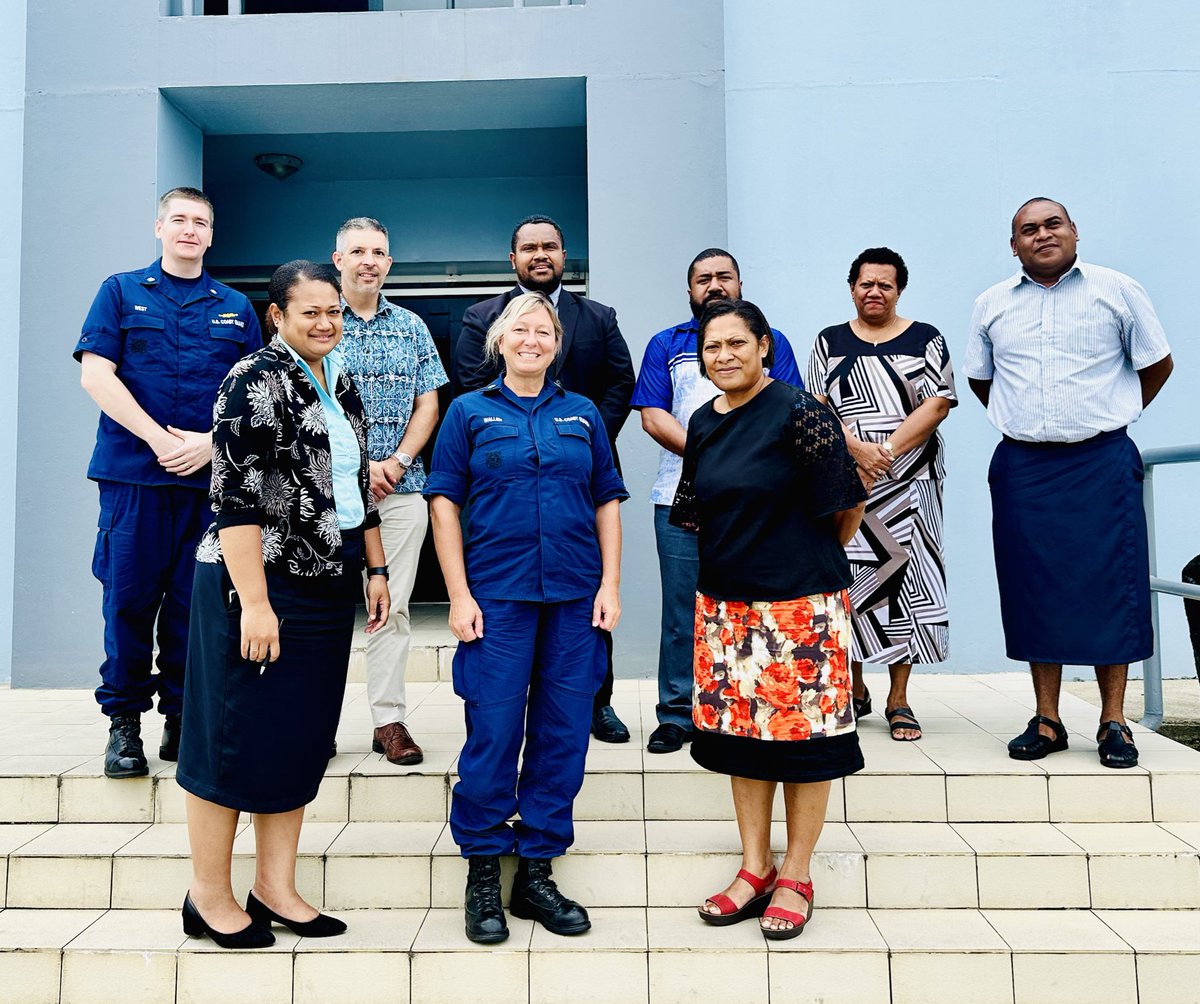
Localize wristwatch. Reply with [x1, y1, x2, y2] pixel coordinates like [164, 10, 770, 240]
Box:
[881, 440, 895, 458]
[392, 450, 414, 468]
[367, 566, 389, 580]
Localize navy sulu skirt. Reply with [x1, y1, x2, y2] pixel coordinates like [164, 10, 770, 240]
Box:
[988, 429, 1152, 666]
[177, 530, 363, 814]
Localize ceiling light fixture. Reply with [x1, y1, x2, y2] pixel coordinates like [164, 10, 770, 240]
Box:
[254, 153, 303, 181]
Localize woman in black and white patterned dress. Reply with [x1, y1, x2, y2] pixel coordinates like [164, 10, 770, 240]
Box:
[807, 248, 957, 741]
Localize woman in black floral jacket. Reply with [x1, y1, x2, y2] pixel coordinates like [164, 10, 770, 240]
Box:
[177, 261, 390, 948]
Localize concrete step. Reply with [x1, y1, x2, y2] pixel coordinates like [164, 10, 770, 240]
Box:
[1, 905, 1197, 1004]
[5, 701, 1198, 826]
[345, 603, 456, 684]
[3, 674, 1200, 1002]
[3, 818, 1199, 913]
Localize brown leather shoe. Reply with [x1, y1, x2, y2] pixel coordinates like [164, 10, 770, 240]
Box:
[372, 722, 424, 765]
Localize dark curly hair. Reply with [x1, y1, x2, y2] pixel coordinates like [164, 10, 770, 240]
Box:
[847, 247, 908, 291]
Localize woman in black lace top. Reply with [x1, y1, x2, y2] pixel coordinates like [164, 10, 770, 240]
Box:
[671, 299, 866, 940]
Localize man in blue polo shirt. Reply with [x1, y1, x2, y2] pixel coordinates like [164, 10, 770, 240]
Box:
[631, 248, 803, 754]
[75, 187, 260, 778]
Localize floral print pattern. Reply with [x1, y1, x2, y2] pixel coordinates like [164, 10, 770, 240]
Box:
[693, 590, 856, 741]
[337, 297, 448, 494]
[195, 337, 380, 579]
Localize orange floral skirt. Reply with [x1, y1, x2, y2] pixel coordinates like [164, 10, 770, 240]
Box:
[691, 590, 863, 782]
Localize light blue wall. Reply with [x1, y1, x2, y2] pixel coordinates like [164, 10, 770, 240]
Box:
[157, 95, 203, 194]
[724, 0, 1200, 679]
[0, 0, 26, 684]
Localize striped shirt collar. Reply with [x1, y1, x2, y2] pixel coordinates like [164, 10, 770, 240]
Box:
[1008, 258, 1084, 290]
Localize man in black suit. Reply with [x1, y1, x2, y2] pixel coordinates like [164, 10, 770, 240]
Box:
[454, 214, 636, 743]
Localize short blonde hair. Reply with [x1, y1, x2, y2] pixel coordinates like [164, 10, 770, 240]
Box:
[483, 292, 563, 364]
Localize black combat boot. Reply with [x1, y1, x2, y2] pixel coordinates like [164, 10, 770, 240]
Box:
[104, 714, 149, 778]
[465, 855, 509, 944]
[509, 857, 590, 935]
[159, 714, 182, 762]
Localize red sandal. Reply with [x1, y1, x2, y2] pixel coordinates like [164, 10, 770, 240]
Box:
[697, 866, 777, 926]
[760, 877, 813, 940]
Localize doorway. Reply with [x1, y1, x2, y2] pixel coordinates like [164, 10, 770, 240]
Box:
[161, 77, 588, 600]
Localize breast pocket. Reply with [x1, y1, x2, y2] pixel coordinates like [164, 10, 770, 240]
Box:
[553, 422, 594, 477]
[470, 423, 520, 481]
[209, 320, 250, 359]
[121, 313, 167, 366]
[201, 320, 250, 390]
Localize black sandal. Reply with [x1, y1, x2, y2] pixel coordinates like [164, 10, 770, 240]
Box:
[1007, 715, 1068, 760]
[884, 706, 922, 741]
[853, 687, 872, 720]
[1096, 720, 1138, 769]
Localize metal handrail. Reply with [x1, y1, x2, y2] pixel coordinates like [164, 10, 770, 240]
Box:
[1140, 443, 1200, 729]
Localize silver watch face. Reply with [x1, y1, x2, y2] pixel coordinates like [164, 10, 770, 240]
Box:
[396, 452, 414, 467]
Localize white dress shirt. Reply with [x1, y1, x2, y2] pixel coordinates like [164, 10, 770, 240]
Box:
[518, 283, 562, 309]
[962, 261, 1170, 442]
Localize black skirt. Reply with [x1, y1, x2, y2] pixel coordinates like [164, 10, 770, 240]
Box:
[989, 430, 1152, 665]
[177, 530, 363, 813]
[692, 730, 864, 784]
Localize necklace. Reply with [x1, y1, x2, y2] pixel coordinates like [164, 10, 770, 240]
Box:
[855, 317, 904, 345]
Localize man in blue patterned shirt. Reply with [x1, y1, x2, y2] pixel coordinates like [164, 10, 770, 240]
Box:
[333, 217, 449, 765]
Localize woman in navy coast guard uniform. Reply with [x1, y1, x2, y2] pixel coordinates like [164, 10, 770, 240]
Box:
[425, 291, 627, 944]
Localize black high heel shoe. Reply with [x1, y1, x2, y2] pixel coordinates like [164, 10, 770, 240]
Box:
[182, 893, 275, 949]
[246, 889, 348, 938]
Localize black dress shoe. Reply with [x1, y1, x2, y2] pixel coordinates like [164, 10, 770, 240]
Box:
[246, 889, 347, 937]
[104, 714, 149, 778]
[591, 705, 630, 744]
[1096, 720, 1139, 769]
[1008, 715, 1069, 761]
[509, 857, 591, 936]
[182, 892, 275, 949]
[647, 723, 693, 754]
[465, 855, 509, 944]
[159, 714, 181, 762]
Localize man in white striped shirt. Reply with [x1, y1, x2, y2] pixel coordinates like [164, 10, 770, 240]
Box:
[963, 197, 1173, 769]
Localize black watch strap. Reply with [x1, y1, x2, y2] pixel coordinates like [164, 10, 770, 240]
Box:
[367, 566, 389, 580]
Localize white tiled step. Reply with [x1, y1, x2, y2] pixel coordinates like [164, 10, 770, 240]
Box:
[8, 737, 1197, 826]
[5, 677, 1198, 826]
[2, 906, 1198, 1004]
[3, 819, 1199, 912]
[347, 642, 455, 685]
[346, 603, 457, 684]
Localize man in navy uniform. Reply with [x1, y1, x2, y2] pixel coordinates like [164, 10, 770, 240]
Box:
[453, 214, 635, 743]
[75, 187, 261, 778]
